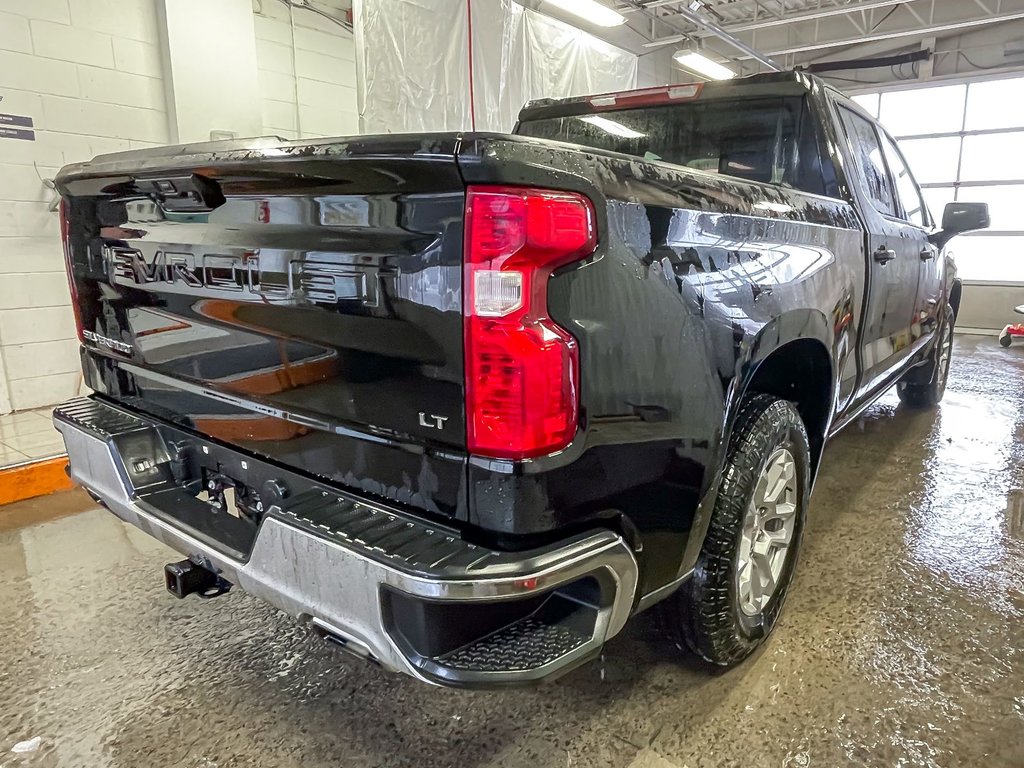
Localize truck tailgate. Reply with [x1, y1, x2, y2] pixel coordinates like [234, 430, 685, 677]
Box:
[56, 135, 468, 519]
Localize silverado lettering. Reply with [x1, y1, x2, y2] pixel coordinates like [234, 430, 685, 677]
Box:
[104, 245, 382, 305]
[107, 246, 206, 288]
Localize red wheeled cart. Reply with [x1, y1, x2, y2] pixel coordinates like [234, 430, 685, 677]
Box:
[999, 306, 1024, 346]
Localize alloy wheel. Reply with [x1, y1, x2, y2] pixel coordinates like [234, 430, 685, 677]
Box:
[736, 447, 799, 617]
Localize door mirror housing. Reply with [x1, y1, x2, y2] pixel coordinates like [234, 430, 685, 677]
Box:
[931, 202, 990, 249]
[942, 202, 990, 233]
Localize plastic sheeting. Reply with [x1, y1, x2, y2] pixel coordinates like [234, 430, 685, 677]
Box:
[354, 0, 471, 133]
[354, 0, 637, 134]
[471, 0, 637, 132]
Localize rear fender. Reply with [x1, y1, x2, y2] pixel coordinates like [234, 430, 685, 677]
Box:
[677, 309, 835, 579]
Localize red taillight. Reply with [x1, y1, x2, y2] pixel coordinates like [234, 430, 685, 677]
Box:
[59, 199, 85, 343]
[464, 186, 596, 459]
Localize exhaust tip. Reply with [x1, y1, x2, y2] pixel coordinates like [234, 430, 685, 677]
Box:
[310, 618, 382, 667]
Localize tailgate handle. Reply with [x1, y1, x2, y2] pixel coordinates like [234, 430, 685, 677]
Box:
[135, 174, 225, 213]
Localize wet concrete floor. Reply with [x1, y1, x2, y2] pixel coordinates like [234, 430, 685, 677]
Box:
[1, 334, 1022, 768]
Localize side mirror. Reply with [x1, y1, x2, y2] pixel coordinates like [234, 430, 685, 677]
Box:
[942, 202, 990, 233]
[932, 202, 990, 248]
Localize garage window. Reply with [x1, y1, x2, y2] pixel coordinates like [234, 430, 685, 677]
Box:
[896, 137, 962, 185]
[854, 76, 1024, 282]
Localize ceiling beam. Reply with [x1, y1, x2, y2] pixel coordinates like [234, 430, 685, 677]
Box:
[616, 0, 699, 47]
[688, 0, 912, 37]
[668, 4, 782, 68]
[621, 0, 691, 10]
[732, 8, 1024, 58]
[621, 0, 770, 15]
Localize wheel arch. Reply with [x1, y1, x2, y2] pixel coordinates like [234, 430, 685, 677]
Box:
[677, 310, 837, 580]
[729, 311, 836, 476]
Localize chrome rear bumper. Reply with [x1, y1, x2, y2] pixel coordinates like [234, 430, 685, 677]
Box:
[54, 397, 639, 687]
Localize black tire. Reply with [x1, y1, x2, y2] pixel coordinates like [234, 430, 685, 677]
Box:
[660, 394, 810, 667]
[897, 304, 954, 408]
[1000, 332, 1013, 348]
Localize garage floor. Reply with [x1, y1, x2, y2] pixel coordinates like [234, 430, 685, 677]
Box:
[1, 335, 1022, 768]
[0, 407, 64, 468]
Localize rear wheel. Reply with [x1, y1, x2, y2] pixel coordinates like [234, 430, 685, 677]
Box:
[660, 394, 810, 667]
[897, 304, 954, 408]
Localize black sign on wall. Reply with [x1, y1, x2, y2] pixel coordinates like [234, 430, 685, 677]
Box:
[0, 112, 35, 141]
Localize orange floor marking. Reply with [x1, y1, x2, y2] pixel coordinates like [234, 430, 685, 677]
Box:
[0, 457, 75, 506]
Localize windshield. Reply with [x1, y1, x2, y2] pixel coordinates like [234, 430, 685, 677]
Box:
[516, 96, 838, 198]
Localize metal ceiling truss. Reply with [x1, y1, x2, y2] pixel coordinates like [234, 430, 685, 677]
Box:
[620, 0, 1020, 72]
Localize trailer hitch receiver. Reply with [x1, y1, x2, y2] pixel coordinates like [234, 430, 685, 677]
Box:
[164, 559, 232, 599]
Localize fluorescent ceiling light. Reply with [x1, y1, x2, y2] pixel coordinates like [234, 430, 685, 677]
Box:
[673, 51, 736, 80]
[578, 115, 646, 138]
[544, 0, 626, 27]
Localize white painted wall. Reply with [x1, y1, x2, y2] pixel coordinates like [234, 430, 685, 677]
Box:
[253, 0, 358, 139]
[158, 0, 262, 143]
[958, 283, 1024, 332]
[0, 0, 168, 412]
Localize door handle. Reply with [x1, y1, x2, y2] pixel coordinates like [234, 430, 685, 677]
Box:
[920, 248, 935, 261]
[874, 247, 896, 264]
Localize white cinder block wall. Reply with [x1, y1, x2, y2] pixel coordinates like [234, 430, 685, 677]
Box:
[253, 0, 358, 139]
[0, 0, 168, 412]
[0, 0, 356, 414]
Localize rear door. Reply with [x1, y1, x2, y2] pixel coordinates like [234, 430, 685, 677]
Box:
[836, 103, 925, 399]
[877, 128, 942, 338]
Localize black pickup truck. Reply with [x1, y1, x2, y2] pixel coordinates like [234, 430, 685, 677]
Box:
[54, 71, 989, 688]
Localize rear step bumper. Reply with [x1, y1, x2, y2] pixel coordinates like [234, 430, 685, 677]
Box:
[53, 397, 639, 688]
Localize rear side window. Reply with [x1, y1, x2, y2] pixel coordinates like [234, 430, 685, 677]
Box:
[516, 96, 838, 198]
[879, 130, 929, 227]
[839, 106, 897, 217]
